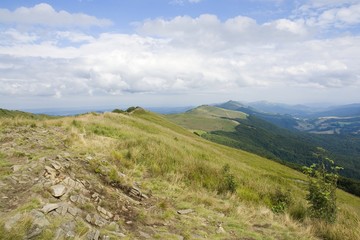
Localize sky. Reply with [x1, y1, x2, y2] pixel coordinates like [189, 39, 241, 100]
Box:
[1, 0, 360, 110]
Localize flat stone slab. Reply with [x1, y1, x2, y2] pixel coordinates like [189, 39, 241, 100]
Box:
[50, 184, 67, 198]
[42, 203, 60, 213]
[177, 209, 194, 215]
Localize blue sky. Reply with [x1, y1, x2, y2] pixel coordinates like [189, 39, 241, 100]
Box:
[1, 0, 360, 110]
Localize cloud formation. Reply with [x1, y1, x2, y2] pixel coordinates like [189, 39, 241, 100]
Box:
[0, 3, 112, 27]
[0, 2, 359, 105]
[295, 0, 360, 29]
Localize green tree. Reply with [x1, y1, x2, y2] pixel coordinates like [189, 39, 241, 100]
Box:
[303, 147, 342, 223]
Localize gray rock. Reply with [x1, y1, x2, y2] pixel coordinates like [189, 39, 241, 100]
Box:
[41, 203, 60, 213]
[50, 184, 67, 198]
[51, 162, 61, 170]
[54, 228, 65, 240]
[70, 195, 78, 203]
[139, 231, 151, 239]
[112, 232, 126, 238]
[67, 206, 78, 216]
[4, 213, 22, 230]
[92, 214, 107, 227]
[87, 229, 100, 240]
[66, 231, 75, 238]
[86, 214, 92, 223]
[216, 224, 226, 234]
[30, 209, 50, 227]
[177, 209, 194, 215]
[44, 166, 57, 179]
[12, 165, 22, 172]
[27, 210, 50, 238]
[97, 206, 113, 219]
[27, 225, 43, 239]
[56, 203, 69, 216]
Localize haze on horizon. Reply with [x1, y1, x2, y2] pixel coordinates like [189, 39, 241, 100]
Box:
[1, 0, 360, 110]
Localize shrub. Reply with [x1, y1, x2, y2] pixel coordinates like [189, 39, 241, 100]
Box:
[126, 106, 137, 113]
[112, 109, 124, 114]
[303, 147, 342, 223]
[270, 189, 292, 214]
[217, 164, 237, 194]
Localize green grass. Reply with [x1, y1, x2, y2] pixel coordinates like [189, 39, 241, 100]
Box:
[1, 109, 360, 239]
[165, 105, 247, 132]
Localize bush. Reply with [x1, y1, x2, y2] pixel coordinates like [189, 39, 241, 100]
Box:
[303, 147, 342, 223]
[270, 189, 292, 214]
[217, 164, 237, 194]
[112, 109, 124, 114]
[126, 106, 137, 113]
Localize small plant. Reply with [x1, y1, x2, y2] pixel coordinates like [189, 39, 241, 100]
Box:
[303, 147, 342, 223]
[270, 189, 292, 214]
[217, 164, 237, 194]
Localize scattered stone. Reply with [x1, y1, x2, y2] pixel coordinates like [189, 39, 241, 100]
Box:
[97, 206, 113, 220]
[127, 186, 149, 201]
[30, 209, 50, 227]
[112, 232, 126, 238]
[27, 225, 43, 239]
[12, 165, 22, 172]
[87, 229, 100, 240]
[44, 166, 57, 179]
[126, 221, 133, 225]
[70, 195, 78, 203]
[67, 206, 79, 216]
[54, 228, 66, 240]
[177, 209, 194, 215]
[4, 213, 22, 230]
[216, 224, 226, 234]
[63, 177, 74, 186]
[139, 231, 151, 239]
[91, 214, 107, 227]
[86, 214, 92, 223]
[55, 203, 69, 216]
[51, 162, 61, 170]
[27, 210, 50, 238]
[42, 203, 60, 213]
[66, 231, 75, 238]
[50, 184, 67, 198]
[114, 215, 120, 221]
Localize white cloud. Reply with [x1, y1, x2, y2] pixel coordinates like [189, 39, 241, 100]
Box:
[0, 3, 359, 106]
[295, 1, 360, 29]
[137, 14, 309, 51]
[0, 3, 112, 27]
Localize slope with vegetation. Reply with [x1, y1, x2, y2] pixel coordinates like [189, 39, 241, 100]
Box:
[0, 108, 359, 239]
[165, 105, 360, 197]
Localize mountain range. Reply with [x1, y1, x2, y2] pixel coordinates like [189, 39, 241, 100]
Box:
[0, 105, 360, 239]
[166, 102, 360, 197]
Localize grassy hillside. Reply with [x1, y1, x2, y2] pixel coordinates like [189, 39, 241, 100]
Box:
[166, 106, 360, 196]
[0, 108, 52, 119]
[166, 105, 247, 132]
[0, 109, 359, 239]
